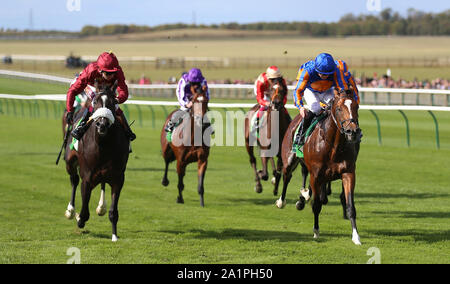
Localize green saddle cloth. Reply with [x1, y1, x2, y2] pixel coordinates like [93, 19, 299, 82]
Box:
[293, 112, 327, 158]
[69, 118, 84, 151]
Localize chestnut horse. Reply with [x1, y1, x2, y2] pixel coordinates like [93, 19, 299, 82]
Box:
[278, 88, 362, 245]
[244, 77, 291, 195]
[160, 85, 210, 207]
[63, 81, 130, 242]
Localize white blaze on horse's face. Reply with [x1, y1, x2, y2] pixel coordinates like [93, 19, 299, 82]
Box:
[101, 95, 107, 108]
[344, 99, 353, 119]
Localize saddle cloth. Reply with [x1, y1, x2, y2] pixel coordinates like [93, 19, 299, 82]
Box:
[293, 112, 328, 158]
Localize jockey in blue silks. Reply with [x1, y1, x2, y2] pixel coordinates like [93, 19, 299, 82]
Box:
[292, 53, 359, 151]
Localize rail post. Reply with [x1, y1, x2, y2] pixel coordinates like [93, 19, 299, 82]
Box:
[148, 106, 155, 129]
[398, 110, 410, 147]
[427, 111, 440, 150]
[369, 110, 382, 145]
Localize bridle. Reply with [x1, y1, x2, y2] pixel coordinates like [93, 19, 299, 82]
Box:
[269, 78, 285, 110]
[330, 91, 360, 136]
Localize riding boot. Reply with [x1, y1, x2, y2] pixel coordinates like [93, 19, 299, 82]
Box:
[165, 110, 185, 133]
[117, 112, 136, 141]
[71, 109, 91, 140]
[293, 110, 315, 152]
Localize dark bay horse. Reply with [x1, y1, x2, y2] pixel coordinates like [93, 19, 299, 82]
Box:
[278, 88, 362, 245]
[244, 78, 291, 195]
[160, 85, 210, 207]
[64, 81, 130, 242]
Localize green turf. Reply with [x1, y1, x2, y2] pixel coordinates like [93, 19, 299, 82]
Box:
[0, 96, 449, 263]
[0, 77, 67, 95]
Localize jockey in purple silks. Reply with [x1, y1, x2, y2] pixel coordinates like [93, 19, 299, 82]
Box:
[165, 68, 210, 133]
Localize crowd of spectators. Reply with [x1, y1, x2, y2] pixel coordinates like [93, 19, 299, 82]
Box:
[129, 73, 449, 90]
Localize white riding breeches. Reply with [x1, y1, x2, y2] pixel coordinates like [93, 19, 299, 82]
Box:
[302, 88, 335, 115]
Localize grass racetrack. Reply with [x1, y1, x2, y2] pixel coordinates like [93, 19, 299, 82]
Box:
[0, 81, 449, 264]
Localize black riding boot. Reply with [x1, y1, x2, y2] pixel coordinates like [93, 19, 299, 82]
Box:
[71, 109, 91, 140]
[293, 110, 315, 151]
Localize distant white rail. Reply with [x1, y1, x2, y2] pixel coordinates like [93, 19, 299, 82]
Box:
[1, 94, 450, 112]
[1, 70, 449, 106]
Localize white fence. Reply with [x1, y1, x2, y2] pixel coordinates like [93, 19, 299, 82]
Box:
[1, 69, 450, 106]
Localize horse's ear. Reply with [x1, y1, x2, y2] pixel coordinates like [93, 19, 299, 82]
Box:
[334, 88, 340, 98]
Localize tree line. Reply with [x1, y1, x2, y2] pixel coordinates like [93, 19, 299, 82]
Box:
[80, 8, 449, 36]
[1, 8, 448, 37]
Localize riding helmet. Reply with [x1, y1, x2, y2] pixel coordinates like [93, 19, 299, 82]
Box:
[187, 68, 204, 83]
[314, 53, 336, 75]
[97, 52, 119, 72]
[266, 66, 282, 79]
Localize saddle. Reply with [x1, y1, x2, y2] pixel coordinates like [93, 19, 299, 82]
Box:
[166, 117, 213, 143]
[293, 112, 328, 158]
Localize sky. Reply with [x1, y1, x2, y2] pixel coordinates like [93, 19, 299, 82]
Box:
[1, 0, 449, 31]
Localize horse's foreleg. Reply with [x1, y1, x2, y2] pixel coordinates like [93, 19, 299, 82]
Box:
[176, 161, 186, 204]
[162, 159, 170, 187]
[340, 183, 348, 219]
[309, 175, 322, 239]
[197, 160, 207, 207]
[109, 177, 124, 242]
[259, 157, 269, 181]
[65, 161, 79, 220]
[276, 168, 291, 209]
[96, 183, 107, 216]
[246, 144, 262, 193]
[272, 156, 282, 196]
[77, 180, 92, 229]
[342, 172, 361, 245]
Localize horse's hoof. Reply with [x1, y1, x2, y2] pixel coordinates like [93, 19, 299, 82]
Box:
[296, 197, 305, 210]
[300, 188, 311, 201]
[258, 170, 268, 181]
[313, 229, 320, 239]
[271, 177, 276, 185]
[352, 230, 361, 245]
[75, 213, 85, 228]
[162, 178, 169, 187]
[177, 196, 184, 204]
[77, 221, 85, 229]
[96, 205, 107, 216]
[65, 209, 75, 220]
[322, 196, 328, 205]
[112, 234, 119, 242]
[65, 204, 75, 219]
[254, 184, 263, 194]
[275, 197, 286, 209]
[273, 189, 278, 196]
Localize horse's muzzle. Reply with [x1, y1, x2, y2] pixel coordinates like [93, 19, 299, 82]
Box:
[344, 127, 362, 143]
[95, 118, 110, 136]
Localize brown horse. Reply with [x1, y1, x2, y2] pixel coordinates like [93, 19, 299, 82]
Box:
[160, 84, 210, 207]
[278, 87, 362, 245]
[63, 81, 130, 242]
[244, 77, 291, 195]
